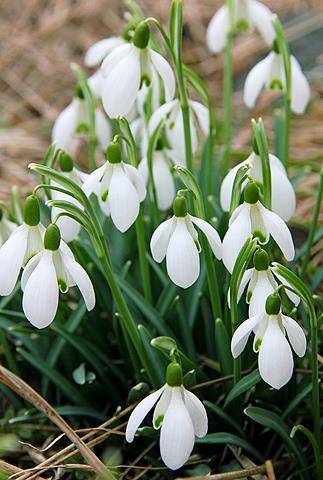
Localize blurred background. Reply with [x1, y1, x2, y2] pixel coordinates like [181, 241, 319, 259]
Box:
[0, 0, 322, 229]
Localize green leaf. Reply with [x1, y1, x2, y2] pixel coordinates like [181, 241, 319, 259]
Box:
[224, 369, 261, 407]
[205, 401, 245, 438]
[197, 432, 262, 462]
[290, 424, 323, 478]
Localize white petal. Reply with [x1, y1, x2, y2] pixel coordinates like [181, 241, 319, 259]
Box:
[21, 252, 42, 291]
[108, 164, 140, 232]
[88, 70, 104, 97]
[150, 217, 175, 263]
[270, 161, 296, 221]
[228, 203, 245, 226]
[95, 109, 112, 150]
[52, 99, 79, 150]
[123, 164, 147, 202]
[248, 0, 275, 45]
[166, 218, 200, 288]
[206, 6, 228, 53]
[149, 100, 178, 135]
[160, 387, 195, 470]
[271, 270, 300, 305]
[258, 316, 293, 389]
[222, 204, 251, 273]
[167, 108, 198, 163]
[153, 385, 172, 429]
[231, 315, 260, 358]
[149, 49, 176, 102]
[228, 268, 253, 307]
[23, 251, 59, 328]
[100, 43, 133, 77]
[102, 46, 141, 118]
[261, 207, 295, 261]
[152, 152, 176, 211]
[82, 164, 106, 197]
[63, 254, 95, 311]
[249, 270, 276, 316]
[189, 215, 222, 260]
[24, 225, 44, 263]
[184, 389, 208, 437]
[291, 56, 310, 115]
[52, 206, 81, 243]
[243, 54, 272, 109]
[220, 159, 249, 212]
[126, 386, 165, 442]
[282, 315, 306, 357]
[0, 225, 28, 295]
[189, 100, 210, 136]
[85, 37, 125, 67]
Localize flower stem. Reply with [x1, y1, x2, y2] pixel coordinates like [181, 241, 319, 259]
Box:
[222, 0, 234, 175]
[135, 210, 153, 303]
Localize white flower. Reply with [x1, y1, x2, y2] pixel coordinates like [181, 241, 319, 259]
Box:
[0, 196, 44, 296]
[85, 36, 126, 67]
[139, 149, 180, 211]
[52, 76, 112, 151]
[244, 51, 310, 114]
[149, 99, 209, 165]
[101, 22, 175, 118]
[0, 211, 17, 247]
[220, 151, 296, 221]
[82, 142, 146, 232]
[22, 224, 95, 329]
[126, 363, 208, 470]
[231, 294, 306, 389]
[222, 183, 295, 273]
[150, 196, 222, 288]
[207, 0, 275, 54]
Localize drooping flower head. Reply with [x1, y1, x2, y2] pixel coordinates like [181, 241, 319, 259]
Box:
[22, 224, 95, 328]
[0, 195, 44, 296]
[0, 208, 17, 247]
[207, 0, 275, 54]
[222, 182, 295, 273]
[126, 362, 208, 470]
[151, 195, 222, 288]
[101, 21, 175, 118]
[82, 141, 146, 232]
[231, 292, 306, 389]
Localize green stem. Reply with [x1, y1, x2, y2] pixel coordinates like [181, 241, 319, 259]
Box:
[223, 0, 234, 175]
[135, 210, 153, 303]
[283, 97, 291, 169]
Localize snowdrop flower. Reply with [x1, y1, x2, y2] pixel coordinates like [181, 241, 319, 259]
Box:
[51, 153, 88, 243]
[126, 362, 208, 470]
[207, 0, 275, 54]
[82, 141, 146, 232]
[244, 46, 310, 114]
[151, 195, 222, 288]
[222, 182, 295, 273]
[85, 36, 126, 68]
[231, 249, 300, 315]
[52, 80, 112, 151]
[0, 209, 17, 247]
[231, 293, 306, 389]
[139, 146, 180, 211]
[220, 148, 296, 221]
[22, 224, 95, 328]
[149, 99, 209, 165]
[0, 196, 44, 296]
[101, 21, 175, 118]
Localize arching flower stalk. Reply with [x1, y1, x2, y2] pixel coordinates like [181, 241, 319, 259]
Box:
[223, 182, 295, 273]
[82, 141, 146, 232]
[231, 293, 306, 389]
[126, 362, 208, 470]
[22, 224, 95, 328]
[207, 0, 275, 53]
[151, 195, 222, 288]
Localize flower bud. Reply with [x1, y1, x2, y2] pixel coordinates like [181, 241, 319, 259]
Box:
[166, 362, 183, 387]
[265, 293, 281, 315]
[244, 182, 259, 204]
[106, 142, 122, 164]
[253, 249, 270, 271]
[133, 21, 150, 49]
[44, 224, 61, 251]
[23, 195, 40, 227]
[59, 152, 74, 172]
[173, 196, 187, 218]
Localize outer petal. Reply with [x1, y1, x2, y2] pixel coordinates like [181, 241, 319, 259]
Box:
[189, 215, 222, 260]
[150, 217, 175, 263]
[102, 46, 141, 118]
[52, 99, 79, 150]
[271, 270, 300, 305]
[51, 206, 81, 243]
[160, 387, 195, 470]
[100, 43, 133, 77]
[228, 268, 253, 308]
[123, 164, 146, 202]
[149, 49, 176, 102]
[220, 159, 250, 212]
[243, 54, 272, 109]
[258, 316, 294, 389]
[82, 164, 106, 197]
[126, 386, 165, 442]
[184, 389, 208, 437]
[152, 152, 176, 211]
[166, 218, 200, 288]
[95, 109, 112, 150]
[260, 206, 295, 261]
[249, 270, 276, 316]
[153, 385, 172, 429]
[85, 37, 125, 67]
[231, 315, 260, 358]
[149, 100, 178, 135]
[282, 315, 306, 357]
[0, 225, 28, 295]
[222, 204, 252, 273]
[21, 252, 42, 291]
[290, 56, 310, 115]
[189, 100, 210, 136]
[23, 251, 59, 328]
[63, 254, 95, 311]
[270, 161, 296, 221]
[108, 164, 140, 232]
[206, 6, 228, 54]
[248, 0, 275, 45]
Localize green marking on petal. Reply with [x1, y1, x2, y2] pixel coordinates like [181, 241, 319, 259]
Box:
[235, 18, 249, 31]
[269, 78, 283, 91]
[76, 122, 89, 134]
[101, 190, 109, 202]
[140, 73, 151, 88]
[154, 414, 164, 429]
[254, 338, 262, 352]
[246, 289, 252, 303]
[253, 229, 267, 244]
[58, 278, 68, 294]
